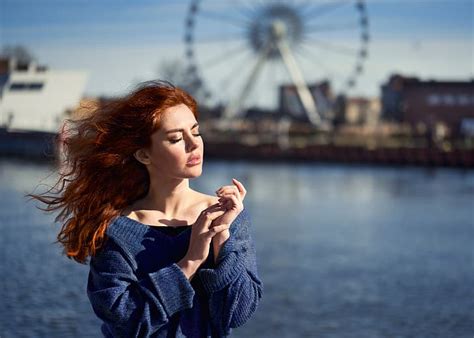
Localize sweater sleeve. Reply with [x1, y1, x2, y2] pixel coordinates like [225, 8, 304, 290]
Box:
[198, 208, 263, 335]
[87, 239, 195, 338]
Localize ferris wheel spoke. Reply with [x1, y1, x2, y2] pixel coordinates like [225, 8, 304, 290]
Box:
[233, 0, 262, 14]
[305, 21, 361, 33]
[216, 51, 255, 92]
[198, 9, 251, 29]
[274, 58, 290, 86]
[301, 37, 360, 56]
[199, 43, 250, 69]
[302, 0, 351, 20]
[296, 45, 346, 79]
[263, 61, 277, 104]
[202, 0, 259, 19]
[218, 69, 245, 96]
[221, 0, 263, 16]
[224, 45, 272, 118]
[193, 33, 246, 44]
[293, 0, 318, 12]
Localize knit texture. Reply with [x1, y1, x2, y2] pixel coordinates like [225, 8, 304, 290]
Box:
[87, 208, 263, 338]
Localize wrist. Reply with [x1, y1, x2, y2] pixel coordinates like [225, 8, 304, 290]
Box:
[214, 230, 230, 246]
[213, 230, 230, 262]
[177, 258, 201, 280]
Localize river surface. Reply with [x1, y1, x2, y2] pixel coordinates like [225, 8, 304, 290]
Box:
[0, 159, 473, 337]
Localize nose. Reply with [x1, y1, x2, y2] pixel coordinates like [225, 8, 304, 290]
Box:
[185, 132, 199, 152]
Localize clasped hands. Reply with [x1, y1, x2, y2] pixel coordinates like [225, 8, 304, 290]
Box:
[178, 178, 246, 280]
[212, 178, 246, 246]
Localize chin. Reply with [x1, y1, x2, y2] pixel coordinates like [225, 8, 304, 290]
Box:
[185, 166, 203, 178]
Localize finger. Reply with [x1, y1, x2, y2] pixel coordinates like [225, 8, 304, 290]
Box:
[205, 202, 224, 211]
[218, 197, 234, 209]
[218, 190, 239, 198]
[198, 204, 225, 221]
[200, 208, 227, 225]
[215, 184, 239, 194]
[210, 223, 230, 233]
[217, 193, 241, 208]
[203, 202, 229, 214]
[201, 206, 226, 218]
[216, 184, 239, 193]
[232, 178, 247, 197]
[218, 191, 241, 205]
[225, 194, 243, 210]
[203, 228, 218, 239]
[216, 185, 240, 197]
[222, 181, 246, 200]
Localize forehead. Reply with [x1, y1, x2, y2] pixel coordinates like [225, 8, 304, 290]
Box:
[158, 103, 196, 130]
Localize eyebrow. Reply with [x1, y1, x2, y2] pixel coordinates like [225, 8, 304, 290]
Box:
[165, 122, 199, 134]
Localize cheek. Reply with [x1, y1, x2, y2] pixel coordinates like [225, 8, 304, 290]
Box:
[158, 145, 187, 164]
[148, 144, 178, 167]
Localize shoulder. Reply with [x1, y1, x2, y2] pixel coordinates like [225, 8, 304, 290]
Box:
[191, 190, 219, 208]
[105, 216, 149, 250]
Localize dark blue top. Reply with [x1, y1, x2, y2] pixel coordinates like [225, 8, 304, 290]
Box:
[147, 225, 190, 237]
[87, 208, 263, 337]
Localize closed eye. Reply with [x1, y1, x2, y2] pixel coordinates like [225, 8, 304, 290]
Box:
[169, 133, 202, 144]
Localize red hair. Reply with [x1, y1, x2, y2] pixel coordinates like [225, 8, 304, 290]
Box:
[30, 81, 198, 263]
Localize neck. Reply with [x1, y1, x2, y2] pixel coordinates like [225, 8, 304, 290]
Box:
[141, 175, 194, 217]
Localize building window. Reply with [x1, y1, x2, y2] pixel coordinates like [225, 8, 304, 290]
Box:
[443, 94, 455, 105]
[9, 82, 44, 91]
[15, 63, 29, 71]
[427, 94, 441, 106]
[458, 94, 470, 106]
[36, 66, 48, 72]
[28, 83, 44, 90]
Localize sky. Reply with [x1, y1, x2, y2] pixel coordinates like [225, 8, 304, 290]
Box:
[0, 0, 472, 108]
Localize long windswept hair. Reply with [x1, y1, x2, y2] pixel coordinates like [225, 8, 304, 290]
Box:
[29, 80, 198, 263]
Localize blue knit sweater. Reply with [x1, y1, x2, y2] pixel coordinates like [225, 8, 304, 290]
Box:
[87, 208, 263, 337]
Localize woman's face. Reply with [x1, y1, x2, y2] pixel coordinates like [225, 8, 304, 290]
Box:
[139, 103, 204, 180]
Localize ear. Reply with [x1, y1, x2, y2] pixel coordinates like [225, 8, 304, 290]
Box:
[133, 148, 152, 165]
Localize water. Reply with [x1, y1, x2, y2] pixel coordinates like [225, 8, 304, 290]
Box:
[1, 159, 473, 337]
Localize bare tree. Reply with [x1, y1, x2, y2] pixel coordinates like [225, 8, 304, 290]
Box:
[157, 59, 190, 87]
[157, 59, 208, 102]
[0, 45, 36, 63]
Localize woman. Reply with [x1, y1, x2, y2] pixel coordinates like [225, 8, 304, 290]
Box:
[32, 81, 263, 337]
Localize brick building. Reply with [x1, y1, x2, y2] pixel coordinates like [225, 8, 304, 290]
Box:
[381, 74, 474, 135]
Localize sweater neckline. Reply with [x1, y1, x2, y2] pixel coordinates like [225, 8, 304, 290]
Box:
[116, 215, 192, 238]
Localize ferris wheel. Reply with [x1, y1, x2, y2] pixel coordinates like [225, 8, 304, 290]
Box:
[184, 0, 369, 125]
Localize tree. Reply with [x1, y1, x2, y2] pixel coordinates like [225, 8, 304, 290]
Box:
[157, 59, 190, 88]
[0, 45, 36, 63]
[156, 59, 207, 102]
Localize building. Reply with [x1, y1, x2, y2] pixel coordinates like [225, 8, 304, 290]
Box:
[278, 80, 335, 123]
[381, 74, 474, 135]
[0, 57, 88, 133]
[336, 96, 381, 126]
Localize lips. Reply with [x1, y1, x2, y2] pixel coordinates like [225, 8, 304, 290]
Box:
[186, 154, 201, 165]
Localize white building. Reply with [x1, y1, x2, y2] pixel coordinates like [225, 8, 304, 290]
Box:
[0, 58, 88, 133]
